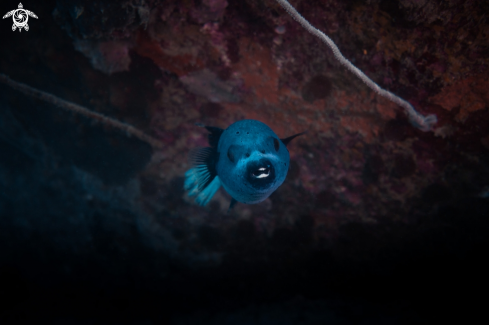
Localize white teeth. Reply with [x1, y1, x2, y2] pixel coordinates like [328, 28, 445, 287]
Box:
[258, 167, 266, 171]
[256, 171, 270, 178]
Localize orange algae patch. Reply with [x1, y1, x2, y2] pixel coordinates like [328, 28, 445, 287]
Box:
[376, 98, 397, 120]
[457, 92, 486, 122]
[220, 38, 325, 138]
[135, 31, 204, 77]
[189, 34, 396, 142]
[234, 38, 280, 105]
[429, 73, 489, 122]
[340, 116, 379, 143]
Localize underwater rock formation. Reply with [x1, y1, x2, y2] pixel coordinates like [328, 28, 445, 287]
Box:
[1, 0, 488, 323]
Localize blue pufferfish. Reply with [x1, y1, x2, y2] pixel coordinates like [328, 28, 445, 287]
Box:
[184, 119, 304, 211]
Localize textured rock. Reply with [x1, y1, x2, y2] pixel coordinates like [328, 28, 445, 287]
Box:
[1, 0, 488, 323]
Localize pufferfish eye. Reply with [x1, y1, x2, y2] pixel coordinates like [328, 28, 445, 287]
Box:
[227, 148, 235, 163]
[273, 138, 280, 151]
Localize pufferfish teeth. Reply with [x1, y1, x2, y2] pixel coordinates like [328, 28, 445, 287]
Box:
[253, 166, 271, 178]
[255, 171, 270, 179]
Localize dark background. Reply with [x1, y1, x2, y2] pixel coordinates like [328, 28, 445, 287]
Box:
[1, 1, 488, 324]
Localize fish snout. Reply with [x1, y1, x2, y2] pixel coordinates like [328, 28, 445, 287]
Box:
[245, 158, 276, 189]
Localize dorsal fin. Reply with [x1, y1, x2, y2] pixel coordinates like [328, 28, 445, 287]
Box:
[281, 132, 306, 147]
[205, 126, 224, 148]
[195, 123, 224, 148]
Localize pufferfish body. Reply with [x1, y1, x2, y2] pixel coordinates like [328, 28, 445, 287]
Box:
[184, 120, 304, 211]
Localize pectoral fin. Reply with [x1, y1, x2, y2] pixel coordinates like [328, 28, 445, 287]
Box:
[227, 198, 238, 213]
[184, 147, 221, 206]
[281, 132, 307, 147]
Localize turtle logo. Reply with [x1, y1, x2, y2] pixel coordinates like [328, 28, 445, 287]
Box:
[3, 3, 38, 32]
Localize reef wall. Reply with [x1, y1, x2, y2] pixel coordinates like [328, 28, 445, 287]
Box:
[1, 0, 488, 323]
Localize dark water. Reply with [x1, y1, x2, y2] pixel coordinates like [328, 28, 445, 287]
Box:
[1, 1, 488, 324]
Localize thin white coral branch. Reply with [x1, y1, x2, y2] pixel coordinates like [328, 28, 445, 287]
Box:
[275, 0, 437, 131]
[0, 73, 164, 149]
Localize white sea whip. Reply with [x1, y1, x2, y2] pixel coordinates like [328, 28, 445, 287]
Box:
[275, 0, 437, 131]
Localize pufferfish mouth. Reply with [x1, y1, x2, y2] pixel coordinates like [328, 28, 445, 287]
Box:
[246, 159, 276, 189]
[253, 167, 270, 178]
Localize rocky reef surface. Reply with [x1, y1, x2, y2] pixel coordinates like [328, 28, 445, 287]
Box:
[1, 0, 488, 324]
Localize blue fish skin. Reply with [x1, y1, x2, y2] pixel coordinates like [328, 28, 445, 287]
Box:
[217, 120, 290, 204]
[185, 119, 302, 208]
